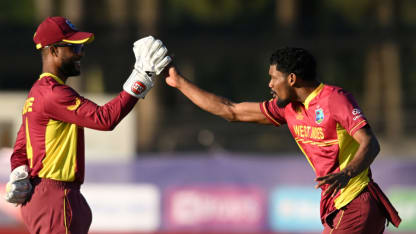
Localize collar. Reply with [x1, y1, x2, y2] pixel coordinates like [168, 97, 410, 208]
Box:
[38, 72, 64, 85]
[303, 83, 324, 110]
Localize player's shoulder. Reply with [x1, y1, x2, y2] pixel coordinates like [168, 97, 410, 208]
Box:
[323, 84, 352, 98]
[34, 75, 64, 90]
[28, 76, 60, 96]
[323, 84, 344, 93]
[35, 77, 79, 100]
[51, 86, 80, 103]
[308, 84, 345, 104]
[324, 84, 360, 112]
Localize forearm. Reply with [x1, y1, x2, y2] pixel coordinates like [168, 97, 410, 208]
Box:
[341, 135, 380, 178]
[79, 91, 138, 130]
[177, 76, 237, 121]
[11, 123, 29, 170]
[48, 90, 138, 131]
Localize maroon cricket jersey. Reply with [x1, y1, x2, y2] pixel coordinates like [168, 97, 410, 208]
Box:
[260, 83, 370, 223]
[10, 73, 138, 183]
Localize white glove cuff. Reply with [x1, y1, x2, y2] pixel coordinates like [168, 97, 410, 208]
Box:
[10, 165, 29, 182]
[123, 69, 154, 99]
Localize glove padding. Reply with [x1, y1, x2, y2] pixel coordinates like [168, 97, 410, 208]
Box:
[5, 165, 32, 205]
[133, 36, 171, 76]
[124, 36, 172, 98]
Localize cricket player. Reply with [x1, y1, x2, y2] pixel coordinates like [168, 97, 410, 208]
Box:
[165, 47, 401, 233]
[4, 16, 171, 234]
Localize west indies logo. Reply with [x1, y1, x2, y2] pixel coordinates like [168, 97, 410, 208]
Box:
[315, 108, 324, 124]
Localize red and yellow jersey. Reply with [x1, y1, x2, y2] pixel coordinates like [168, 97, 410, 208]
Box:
[260, 83, 369, 222]
[10, 73, 138, 183]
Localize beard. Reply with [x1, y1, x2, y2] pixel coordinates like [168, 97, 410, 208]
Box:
[276, 98, 290, 108]
[271, 90, 290, 108]
[60, 57, 80, 77]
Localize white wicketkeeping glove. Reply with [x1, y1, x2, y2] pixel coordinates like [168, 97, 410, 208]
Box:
[123, 36, 172, 98]
[5, 165, 32, 205]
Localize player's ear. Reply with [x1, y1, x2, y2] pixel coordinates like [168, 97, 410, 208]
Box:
[288, 73, 297, 87]
[49, 46, 58, 57]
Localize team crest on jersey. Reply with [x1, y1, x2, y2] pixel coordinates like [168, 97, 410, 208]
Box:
[315, 108, 324, 124]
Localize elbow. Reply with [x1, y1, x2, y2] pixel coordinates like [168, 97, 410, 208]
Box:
[365, 135, 380, 160]
[105, 123, 117, 131]
[221, 108, 240, 122]
[222, 113, 239, 122]
[97, 122, 117, 131]
[224, 115, 236, 122]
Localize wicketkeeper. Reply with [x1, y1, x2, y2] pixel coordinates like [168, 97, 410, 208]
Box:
[5, 16, 171, 234]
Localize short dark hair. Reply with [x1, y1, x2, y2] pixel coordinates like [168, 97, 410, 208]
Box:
[270, 47, 317, 81]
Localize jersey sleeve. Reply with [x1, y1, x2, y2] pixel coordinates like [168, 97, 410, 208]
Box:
[10, 121, 29, 171]
[43, 85, 138, 131]
[259, 99, 286, 126]
[328, 89, 368, 136]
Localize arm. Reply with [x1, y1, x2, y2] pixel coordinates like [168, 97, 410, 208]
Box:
[342, 126, 380, 178]
[6, 121, 32, 205]
[10, 122, 29, 170]
[165, 67, 271, 124]
[44, 89, 138, 131]
[315, 126, 380, 196]
[45, 36, 171, 131]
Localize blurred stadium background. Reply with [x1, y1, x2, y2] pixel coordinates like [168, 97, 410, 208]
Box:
[1, 0, 416, 233]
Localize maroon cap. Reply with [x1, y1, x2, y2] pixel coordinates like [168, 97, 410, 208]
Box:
[33, 16, 94, 49]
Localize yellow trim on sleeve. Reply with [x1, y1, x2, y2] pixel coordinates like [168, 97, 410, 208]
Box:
[262, 102, 281, 126]
[39, 73, 64, 85]
[349, 120, 367, 135]
[303, 83, 324, 110]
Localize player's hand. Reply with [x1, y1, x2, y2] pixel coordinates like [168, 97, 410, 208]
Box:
[123, 36, 172, 98]
[165, 67, 183, 88]
[315, 171, 351, 197]
[133, 36, 171, 76]
[5, 165, 32, 205]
